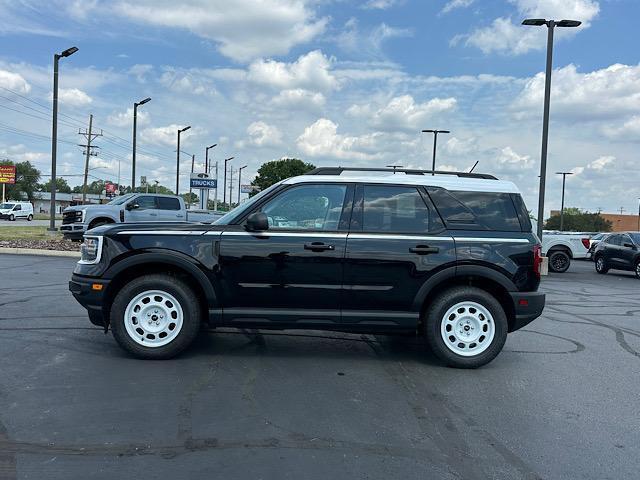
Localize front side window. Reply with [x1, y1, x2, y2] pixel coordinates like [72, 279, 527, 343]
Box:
[157, 197, 181, 211]
[134, 196, 157, 210]
[260, 184, 347, 231]
[607, 235, 621, 246]
[361, 185, 441, 234]
[14, 204, 21, 211]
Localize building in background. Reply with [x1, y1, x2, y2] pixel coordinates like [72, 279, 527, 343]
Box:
[550, 210, 639, 232]
[32, 192, 106, 214]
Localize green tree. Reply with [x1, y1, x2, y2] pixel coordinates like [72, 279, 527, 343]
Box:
[544, 208, 612, 232]
[251, 158, 315, 195]
[182, 192, 199, 205]
[39, 177, 72, 193]
[0, 159, 41, 201]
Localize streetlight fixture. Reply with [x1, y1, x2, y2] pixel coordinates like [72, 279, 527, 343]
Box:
[238, 165, 247, 204]
[555, 171, 573, 231]
[131, 97, 151, 191]
[522, 18, 581, 239]
[205, 144, 217, 174]
[175, 125, 191, 193]
[421, 129, 450, 175]
[223, 156, 234, 207]
[48, 46, 78, 231]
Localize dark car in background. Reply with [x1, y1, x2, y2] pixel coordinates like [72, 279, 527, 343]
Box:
[586, 232, 610, 260]
[594, 232, 640, 278]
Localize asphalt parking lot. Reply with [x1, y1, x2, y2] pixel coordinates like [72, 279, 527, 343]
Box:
[0, 255, 638, 480]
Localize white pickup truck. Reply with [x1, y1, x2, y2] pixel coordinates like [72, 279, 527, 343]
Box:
[60, 193, 223, 240]
[541, 231, 591, 273]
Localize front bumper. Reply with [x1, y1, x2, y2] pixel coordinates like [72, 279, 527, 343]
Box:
[61, 224, 87, 239]
[508, 291, 545, 332]
[69, 274, 109, 327]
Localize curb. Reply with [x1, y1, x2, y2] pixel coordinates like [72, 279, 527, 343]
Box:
[0, 247, 80, 258]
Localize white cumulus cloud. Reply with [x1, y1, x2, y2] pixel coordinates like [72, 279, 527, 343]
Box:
[0, 69, 30, 93]
[57, 88, 92, 106]
[296, 118, 384, 160]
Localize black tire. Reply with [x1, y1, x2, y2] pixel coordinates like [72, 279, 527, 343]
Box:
[110, 274, 201, 359]
[635, 260, 640, 280]
[9, 214, 14, 221]
[89, 219, 113, 230]
[548, 250, 571, 273]
[27, 214, 33, 221]
[424, 286, 508, 369]
[595, 255, 609, 274]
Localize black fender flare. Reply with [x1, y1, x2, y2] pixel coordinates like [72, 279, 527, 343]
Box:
[104, 251, 217, 306]
[412, 264, 518, 310]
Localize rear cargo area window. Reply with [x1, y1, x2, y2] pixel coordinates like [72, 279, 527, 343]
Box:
[427, 188, 522, 232]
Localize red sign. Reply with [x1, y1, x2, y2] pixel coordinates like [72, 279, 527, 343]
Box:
[0, 166, 16, 184]
[105, 182, 117, 194]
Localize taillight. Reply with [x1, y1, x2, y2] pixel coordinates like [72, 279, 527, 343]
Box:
[533, 244, 542, 277]
[581, 238, 590, 249]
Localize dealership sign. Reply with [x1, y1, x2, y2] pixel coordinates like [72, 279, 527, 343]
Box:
[190, 173, 217, 189]
[0, 166, 16, 184]
[241, 184, 259, 194]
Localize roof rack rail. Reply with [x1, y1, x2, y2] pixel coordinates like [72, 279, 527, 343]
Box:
[306, 167, 497, 180]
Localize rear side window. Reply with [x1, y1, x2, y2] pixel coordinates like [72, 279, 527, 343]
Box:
[360, 185, 443, 234]
[157, 197, 181, 211]
[427, 188, 522, 232]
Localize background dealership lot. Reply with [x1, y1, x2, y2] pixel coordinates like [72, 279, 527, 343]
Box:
[0, 254, 638, 479]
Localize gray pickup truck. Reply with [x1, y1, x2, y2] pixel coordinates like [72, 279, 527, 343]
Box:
[61, 193, 222, 240]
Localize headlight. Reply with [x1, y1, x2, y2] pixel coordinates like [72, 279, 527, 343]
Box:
[79, 236, 103, 265]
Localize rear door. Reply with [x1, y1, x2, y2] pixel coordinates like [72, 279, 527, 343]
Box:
[619, 234, 637, 269]
[218, 182, 352, 325]
[156, 196, 185, 221]
[342, 184, 455, 328]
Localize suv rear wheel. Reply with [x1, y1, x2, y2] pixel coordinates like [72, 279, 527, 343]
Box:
[595, 255, 609, 274]
[110, 274, 201, 359]
[424, 286, 508, 368]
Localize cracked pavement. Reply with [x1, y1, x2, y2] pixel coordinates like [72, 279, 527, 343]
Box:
[0, 255, 638, 479]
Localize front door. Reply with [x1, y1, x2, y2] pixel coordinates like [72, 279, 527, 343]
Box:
[342, 184, 456, 328]
[218, 183, 352, 326]
[125, 195, 160, 222]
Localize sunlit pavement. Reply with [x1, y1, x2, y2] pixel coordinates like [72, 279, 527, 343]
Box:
[0, 255, 638, 479]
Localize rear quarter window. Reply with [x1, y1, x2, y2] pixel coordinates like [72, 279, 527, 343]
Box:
[427, 188, 523, 232]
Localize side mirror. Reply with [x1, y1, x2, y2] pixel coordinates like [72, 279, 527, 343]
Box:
[126, 202, 139, 211]
[246, 212, 269, 232]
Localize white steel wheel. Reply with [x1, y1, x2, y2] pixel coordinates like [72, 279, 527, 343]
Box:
[124, 289, 184, 347]
[440, 301, 495, 357]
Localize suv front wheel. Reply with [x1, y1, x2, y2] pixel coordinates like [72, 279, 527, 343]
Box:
[110, 274, 201, 359]
[424, 286, 508, 368]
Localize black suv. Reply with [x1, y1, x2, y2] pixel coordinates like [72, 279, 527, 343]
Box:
[593, 232, 640, 278]
[69, 167, 545, 368]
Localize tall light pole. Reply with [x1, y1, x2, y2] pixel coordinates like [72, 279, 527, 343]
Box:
[48, 46, 78, 231]
[175, 125, 191, 194]
[637, 198, 640, 232]
[421, 129, 450, 175]
[131, 97, 151, 192]
[223, 156, 234, 207]
[205, 144, 217, 174]
[522, 18, 581, 239]
[238, 165, 247, 204]
[556, 171, 573, 231]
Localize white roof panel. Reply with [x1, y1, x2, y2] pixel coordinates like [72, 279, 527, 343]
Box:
[285, 173, 521, 194]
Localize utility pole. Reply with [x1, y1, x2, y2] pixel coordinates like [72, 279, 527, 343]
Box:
[223, 156, 234, 208]
[188, 153, 195, 209]
[238, 165, 247, 204]
[79, 114, 102, 204]
[229, 166, 234, 209]
[421, 129, 450, 175]
[637, 198, 640, 231]
[213, 161, 219, 211]
[619, 207, 625, 215]
[556, 172, 573, 231]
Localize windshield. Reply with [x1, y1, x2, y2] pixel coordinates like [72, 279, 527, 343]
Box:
[213, 183, 281, 225]
[0, 203, 15, 209]
[107, 194, 135, 205]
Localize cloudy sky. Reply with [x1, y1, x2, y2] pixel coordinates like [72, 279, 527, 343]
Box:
[0, 0, 638, 215]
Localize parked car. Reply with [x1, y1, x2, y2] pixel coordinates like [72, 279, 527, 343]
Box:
[60, 193, 223, 240]
[593, 232, 640, 278]
[586, 232, 610, 260]
[0, 201, 34, 221]
[541, 231, 590, 273]
[69, 167, 545, 368]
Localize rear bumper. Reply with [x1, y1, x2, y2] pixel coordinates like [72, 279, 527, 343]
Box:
[69, 274, 109, 326]
[508, 291, 545, 332]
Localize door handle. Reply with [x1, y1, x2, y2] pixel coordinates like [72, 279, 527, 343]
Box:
[148, 213, 158, 216]
[410, 245, 439, 255]
[304, 242, 335, 252]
